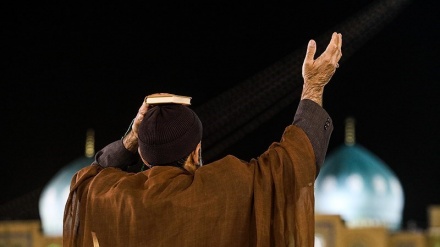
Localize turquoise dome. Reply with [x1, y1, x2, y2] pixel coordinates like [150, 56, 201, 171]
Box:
[39, 157, 93, 236]
[315, 143, 404, 231]
[39, 129, 95, 236]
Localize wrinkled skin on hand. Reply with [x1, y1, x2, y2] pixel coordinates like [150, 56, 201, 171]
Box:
[301, 32, 342, 106]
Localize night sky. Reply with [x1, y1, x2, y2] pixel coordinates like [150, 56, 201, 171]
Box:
[3, 1, 440, 228]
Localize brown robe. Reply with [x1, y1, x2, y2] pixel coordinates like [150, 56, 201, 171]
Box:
[64, 100, 333, 247]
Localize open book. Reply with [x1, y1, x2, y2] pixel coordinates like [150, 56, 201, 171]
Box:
[145, 94, 192, 105]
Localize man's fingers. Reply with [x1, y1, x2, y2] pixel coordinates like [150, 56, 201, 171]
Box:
[324, 32, 339, 54]
[331, 33, 343, 64]
[337, 33, 342, 50]
[338, 33, 343, 60]
[335, 33, 342, 56]
[139, 101, 148, 114]
[321, 32, 342, 65]
[304, 39, 317, 63]
[134, 101, 149, 124]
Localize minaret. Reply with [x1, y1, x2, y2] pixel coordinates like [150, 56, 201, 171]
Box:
[345, 117, 356, 146]
[85, 128, 95, 158]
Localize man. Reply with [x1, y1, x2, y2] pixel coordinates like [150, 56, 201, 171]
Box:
[64, 32, 342, 247]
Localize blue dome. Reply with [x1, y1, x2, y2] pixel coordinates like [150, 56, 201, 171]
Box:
[39, 156, 93, 236]
[315, 144, 404, 231]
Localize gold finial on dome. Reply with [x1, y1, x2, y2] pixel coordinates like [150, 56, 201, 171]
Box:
[85, 128, 95, 158]
[345, 117, 356, 146]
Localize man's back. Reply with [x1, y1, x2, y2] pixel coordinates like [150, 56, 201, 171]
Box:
[64, 125, 316, 247]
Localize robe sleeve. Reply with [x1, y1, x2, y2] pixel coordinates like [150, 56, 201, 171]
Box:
[293, 99, 333, 172]
[63, 164, 102, 247]
[94, 140, 141, 169]
[251, 100, 333, 246]
[63, 139, 142, 245]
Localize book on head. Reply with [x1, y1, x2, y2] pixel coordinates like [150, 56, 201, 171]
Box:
[145, 93, 192, 105]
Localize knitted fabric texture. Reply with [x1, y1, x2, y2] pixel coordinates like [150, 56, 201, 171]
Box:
[138, 104, 202, 166]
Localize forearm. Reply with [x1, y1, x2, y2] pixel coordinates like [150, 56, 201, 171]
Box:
[301, 83, 324, 107]
[95, 97, 148, 170]
[122, 130, 138, 153]
[301, 84, 324, 107]
[95, 139, 140, 169]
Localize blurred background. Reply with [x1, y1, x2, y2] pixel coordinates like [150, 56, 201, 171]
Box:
[2, 0, 440, 245]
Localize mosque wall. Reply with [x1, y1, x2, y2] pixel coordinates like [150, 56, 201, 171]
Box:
[0, 220, 62, 247]
[314, 206, 440, 247]
[0, 207, 439, 247]
[427, 205, 440, 247]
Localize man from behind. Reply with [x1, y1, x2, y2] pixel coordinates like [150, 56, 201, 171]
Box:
[64, 32, 342, 246]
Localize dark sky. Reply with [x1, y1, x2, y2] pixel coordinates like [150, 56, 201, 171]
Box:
[3, 1, 440, 228]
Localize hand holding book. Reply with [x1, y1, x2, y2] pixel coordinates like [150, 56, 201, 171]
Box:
[122, 93, 192, 152]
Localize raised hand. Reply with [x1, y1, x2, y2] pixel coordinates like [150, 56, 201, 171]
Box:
[301, 32, 342, 106]
[122, 98, 150, 152]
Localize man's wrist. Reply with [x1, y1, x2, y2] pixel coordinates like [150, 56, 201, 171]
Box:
[301, 84, 324, 107]
[122, 131, 138, 153]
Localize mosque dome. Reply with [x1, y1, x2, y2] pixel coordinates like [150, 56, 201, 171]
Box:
[315, 118, 404, 231]
[39, 129, 95, 236]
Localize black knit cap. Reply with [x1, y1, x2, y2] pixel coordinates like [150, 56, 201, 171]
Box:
[138, 104, 203, 166]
